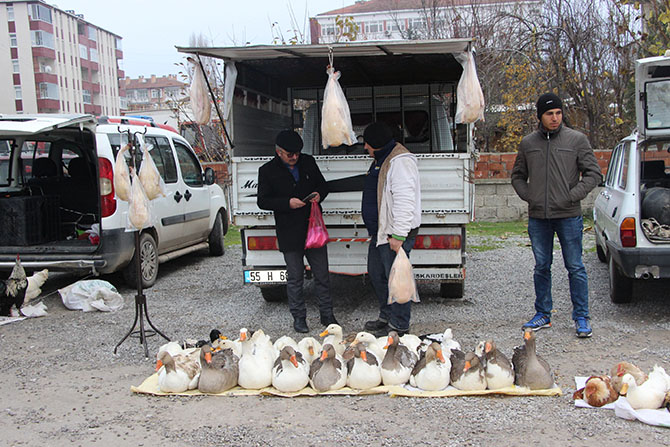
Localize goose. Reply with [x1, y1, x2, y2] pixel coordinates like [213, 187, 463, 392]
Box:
[272, 346, 310, 392]
[450, 350, 486, 391]
[197, 344, 239, 394]
[156, 350, 200, 393]
[274, 335, 299, 352]
[237, 328, 276, 389]
[380, 331, 418, 386]
[610, 361, 647, 394]
[409, 342, 450, 391]
[620, 365, 670, 410]
[483, 340, 514, 390]
[309, 344, 347, 391]
[297, 337, 322, 365]
[573, 375, 618, 407]
[343, 343, 381, 390]
[319, 324, 345, 356]
[420, 328, 461, 354]
[351, 332, 386, 363]
[512, 328, 554, 390]
[399, 333, 422, 354]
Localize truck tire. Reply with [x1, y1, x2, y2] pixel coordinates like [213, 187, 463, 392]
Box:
[209, 211, 225, 256]
[123, 232, 159, 289]
[608, 255, 633, 304]
[260, 285, 287, 302]
[440, 281, 464, 299]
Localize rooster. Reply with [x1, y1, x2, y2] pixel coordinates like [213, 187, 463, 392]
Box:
[0, 255, 29, 316]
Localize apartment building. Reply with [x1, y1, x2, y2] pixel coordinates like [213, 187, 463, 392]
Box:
[0, 0, 124, 115]
[122, 74, 187, 111]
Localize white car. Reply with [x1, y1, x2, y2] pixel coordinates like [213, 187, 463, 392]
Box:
[0, 114, 228, 288]
[593, 54, 670, 303]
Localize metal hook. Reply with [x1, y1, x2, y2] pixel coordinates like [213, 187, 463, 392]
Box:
[328, 46, 334, 68]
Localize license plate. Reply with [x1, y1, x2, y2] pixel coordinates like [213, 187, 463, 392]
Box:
[244, 269, 287, 284]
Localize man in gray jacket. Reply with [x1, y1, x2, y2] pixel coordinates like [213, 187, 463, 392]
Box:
[511, 93, 602, 338]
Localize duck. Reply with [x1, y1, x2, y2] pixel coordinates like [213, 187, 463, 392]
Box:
[319, 324, 345, 356]
[380, 331, 418, 386]
[409, 342, 450, 391]
[351, 332, 386, 363]
[343, 343, 381, 390]
[420, 328, 461, 354]
[272, 345, 310, 392]
[156, 350, 201, 393]
[309, 343, 347, 392]
[573, 375, 618, 407]
[620, 365, 670, 410]
[483, 340, 514, 390]
[610, 361, 647, 394]
[215, 339, 242, 358]
[297, 336, 322, 365]
[512, 328, 554, 390]
[450, 350, 487, 391]
[197, 344, 239, 394]
[237, 328, 276, 389]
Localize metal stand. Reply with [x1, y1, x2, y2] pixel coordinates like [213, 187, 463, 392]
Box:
[113, 127, 169, 358]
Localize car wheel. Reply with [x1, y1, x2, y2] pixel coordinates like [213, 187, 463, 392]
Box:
[440, 281, 464, 299]
[123, 232, 159, 289]
[209, 211, 225, 256]
[260, 285, 287, 302]
[595, 232, 607, 263]
[608, 255, 633, 304]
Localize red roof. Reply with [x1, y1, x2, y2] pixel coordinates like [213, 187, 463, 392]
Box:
[123, 75, 186, 90]
[318, 0, 530, 16]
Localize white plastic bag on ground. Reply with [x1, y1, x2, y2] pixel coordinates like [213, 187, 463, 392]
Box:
[59, 279, 124, 312]
[138, 144, 165, 200]
[190, 59, 211, 125]
[128, 170, 151, 230]
[20, 302, 48, 317]
[114, 143, 132, 201]
[387, 249, 420, 305]
[455, 52, 485, 124]
[321, 66, 356, 148]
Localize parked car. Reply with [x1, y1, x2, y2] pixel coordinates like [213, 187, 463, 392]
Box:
[0, 114, 228, 288]
[593, 54, 670, 303]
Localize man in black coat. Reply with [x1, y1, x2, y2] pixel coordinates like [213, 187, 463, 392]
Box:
[257, 130, 338, 333]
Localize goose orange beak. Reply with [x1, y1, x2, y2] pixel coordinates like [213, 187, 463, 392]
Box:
[308, 346, 314, 356]
[620, 383, 629, 395]
[319, 329, 329, 337]
[290, 355, 299, 368]
[240, 332, 247, 341]
[320, 350, 329, 361]
[155, 360, 163, 372]
[485, 342, 492, 353]
[360, 351, 368, 362]
[384, 336, 393, 349]
[464, 360, 471, 372]
[436, 349, 445, 363]
[524, 331, 531, 340]
[204, 352, 212, 364]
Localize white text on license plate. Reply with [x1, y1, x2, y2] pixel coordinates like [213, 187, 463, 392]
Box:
[244, 270, 287, 283]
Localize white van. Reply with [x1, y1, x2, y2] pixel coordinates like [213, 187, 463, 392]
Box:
[0, 114, 228, 287]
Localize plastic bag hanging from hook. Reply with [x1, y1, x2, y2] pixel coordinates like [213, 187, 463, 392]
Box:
[321, 47, 356, 149]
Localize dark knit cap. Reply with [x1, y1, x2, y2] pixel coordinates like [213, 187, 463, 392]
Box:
[363, 122, 393, 149]
[536, 93, 563, 119]
[275, 130, 303, 153]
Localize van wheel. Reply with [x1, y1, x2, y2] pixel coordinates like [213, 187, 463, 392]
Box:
[123, 232, 159, 289]
[209, 211, 225, 256]
[595, 232, 607, 263]
[260, 285, 287, 302]
[440, 281, 464, 299]
[608, 255, 633, 304]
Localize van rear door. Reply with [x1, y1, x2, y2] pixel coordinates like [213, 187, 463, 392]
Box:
[636, 54, 670, 139]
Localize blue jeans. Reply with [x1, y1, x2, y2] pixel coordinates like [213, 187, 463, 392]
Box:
[367, 235, 416, 332]
[528, 216, 589, 321]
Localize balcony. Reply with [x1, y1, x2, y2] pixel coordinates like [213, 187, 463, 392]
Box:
[37, 98, 59, 112]
[84, 104, 101, 115]
[31, 47, 55, 59]
[34, 72, 57, 84]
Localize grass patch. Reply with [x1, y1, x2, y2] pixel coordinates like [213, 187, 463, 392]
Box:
[467, 220, 528, 237]
[469, 240, 504, 252]
[225, 225, 241, 247]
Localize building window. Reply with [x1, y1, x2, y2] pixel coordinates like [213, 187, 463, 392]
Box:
[31, 30, 55, 49]
[39, 82, 59, 100]
[388, 20, 406, 32]
[79, 44, 87, 59]
[10, 33, 18, 47]
[322, 25, 336, 36]
[88, 26, 97, 41]
[151, 89, 160, 99]
[7, 5, 14, 21]
[83, 89, 91, 104]
[12, 59, 20, 73]
[90, 48, 99, 63]
[115, 37, 122, 50]
[15, 86, 22, 100]
[409, 18, 426, 31]
[364, 21, 382, 34]
[29, 3, 53, 24]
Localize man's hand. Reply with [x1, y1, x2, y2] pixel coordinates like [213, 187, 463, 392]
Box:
[388, 237, 403, 253]
[290, 198, 306, 209]
[309, 192, 320, 203]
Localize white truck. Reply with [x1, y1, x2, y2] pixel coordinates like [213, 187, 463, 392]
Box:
[177, 39, 477, 300]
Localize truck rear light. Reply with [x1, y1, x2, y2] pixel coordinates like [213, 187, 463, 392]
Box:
[620, 217, 636, 247]
[413, 234, 462, 250]
[248, 236, 279, 250]
[98, 158, 116, 217]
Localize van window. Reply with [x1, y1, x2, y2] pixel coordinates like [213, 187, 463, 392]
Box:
[144, 136, 178, 184]
[0, 139, 13, 186]
[605, 144, 622, 187]
[173, 141, 203, 187]
[617, 142, 629, 190]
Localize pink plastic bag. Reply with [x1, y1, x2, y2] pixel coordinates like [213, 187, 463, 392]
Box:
[305, 202, 329, 249]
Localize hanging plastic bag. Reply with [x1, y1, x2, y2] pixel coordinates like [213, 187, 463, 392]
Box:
[128, 170, 151, 230]
[138, 144, 165, 200]
[114, 143, 132, 201]
[190, 58, 211, 125]
[305, 202, 329, 249]
[387, 248, 420, 305]
[321, 66, 356, 149]
[455, 52, 485, 124]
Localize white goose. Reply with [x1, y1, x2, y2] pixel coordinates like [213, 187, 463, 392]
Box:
[319, 324, 345, 356]
[273, 335, 299, 352]
[343, 343, 381, 390]
[156, 350, 201, 393]
[272, 346, 310, 392]
[380, 331, 418, 386]
[410, 342, 450, 391]
[621, 365, 670, 410]
[297, 336, 322, 365]
[237, 328, 276, 389]
[351, 332, 386, 363]
[483, 339, 514, 390]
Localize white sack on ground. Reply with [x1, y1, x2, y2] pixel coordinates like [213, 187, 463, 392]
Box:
[455, 52, 485, 124]
[114, 143, 132, 201]
[190, 59, 211, 125]
[59, 279, 124, 312]
[387, 249, 420, 305]
[138, 144, 165, 200]
[128, 170, 151, 230]
[321, 66, 356, 149]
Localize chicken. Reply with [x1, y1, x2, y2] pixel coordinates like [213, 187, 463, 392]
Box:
[573, 375, 619, 407]
[25, 269, 48, 303]
[0, 255, 29, 316]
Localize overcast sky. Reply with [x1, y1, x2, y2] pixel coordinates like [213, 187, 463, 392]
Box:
[55, 0, 354, 78]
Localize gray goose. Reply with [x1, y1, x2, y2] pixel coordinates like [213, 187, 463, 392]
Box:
[380, 331, 418, 386]
[410, 342, 450, 391]
[343, 342, 381, 389]
[309, 344, 346, 391]
[197, 344, 239, 394]
[483, 339, 514, 390]
[450, 350, 486, 391]
[512, 328, 554, 390]
[272, 345, 310, 392]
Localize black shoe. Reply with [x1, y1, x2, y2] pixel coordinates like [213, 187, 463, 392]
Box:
[320, 314, 339, 326]
[371, 324, 390, 337]
[293, 317, 309, 333]
[364, 319, 388, 331]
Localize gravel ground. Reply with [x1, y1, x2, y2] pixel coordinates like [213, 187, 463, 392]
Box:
[1, 229, 669, 446]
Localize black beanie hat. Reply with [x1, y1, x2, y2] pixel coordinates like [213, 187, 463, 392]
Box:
[275, 130, 303, 153]
[536, 93, 563, 119]
[363, 122, 393, 149]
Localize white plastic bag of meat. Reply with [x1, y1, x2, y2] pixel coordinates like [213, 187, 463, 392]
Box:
[387, 248, 420, 305]
[321, 66, 356, 149]
[138, 144, 165, 200]
[190, 59, 211, 125]
[113, 143, 132, 201]
[128, 170, 151, 230]
[455, 52, 485, 124]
